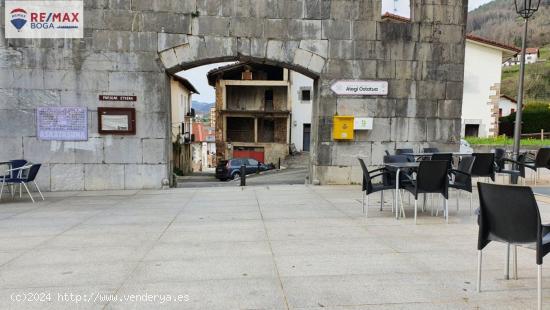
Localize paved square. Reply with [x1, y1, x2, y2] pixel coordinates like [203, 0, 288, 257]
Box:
[1, 185, 549, 309]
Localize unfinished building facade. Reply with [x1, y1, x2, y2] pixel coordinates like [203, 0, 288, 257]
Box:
[208, 63, 291, 165]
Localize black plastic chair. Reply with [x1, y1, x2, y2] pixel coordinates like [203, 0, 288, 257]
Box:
[357, 158, 394, 218]
[0, 164, 44, 203]
[402, 160, 449, 224]
[477, 183, 550, 310]
[431, 153, 453, 172]
[395, 148, 414, 155]
[494, 148, 506, 172]
[471, 153, 496, 181]
[525, 148, 550, 185]
[449, 156, 475, 213]
[423, 147, 439, 153]
[498, 152, 528, 185]
[383, 155, 414, 186]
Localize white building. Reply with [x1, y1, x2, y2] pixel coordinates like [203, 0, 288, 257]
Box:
[170, 75, 198, 174]
[499, 95, 518, 117]
[462, 35, 519, 137]
[289, 71, 314, 152]
[503, 47, 540, 66]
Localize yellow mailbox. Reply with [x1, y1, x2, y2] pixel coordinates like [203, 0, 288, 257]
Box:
[333, 115, 354, 140]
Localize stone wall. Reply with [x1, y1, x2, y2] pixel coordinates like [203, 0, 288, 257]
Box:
[0, 0, 467, 189]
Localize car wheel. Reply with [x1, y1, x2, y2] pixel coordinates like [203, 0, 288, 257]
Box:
[232, 172, 240, 180]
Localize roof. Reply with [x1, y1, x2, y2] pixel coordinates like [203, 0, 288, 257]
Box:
[500, 94, 517, 104]
[381, 12, 410, 23]
[172, 75, 199, 94]
[207, 62, 252, 86]
[526, 47, 539, 55]
[465, 34, 520, 55]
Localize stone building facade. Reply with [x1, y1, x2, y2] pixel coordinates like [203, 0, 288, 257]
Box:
[0, 0, 467, 190]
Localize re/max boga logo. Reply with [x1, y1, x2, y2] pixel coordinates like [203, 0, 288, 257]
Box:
[9, 7, 80, 31]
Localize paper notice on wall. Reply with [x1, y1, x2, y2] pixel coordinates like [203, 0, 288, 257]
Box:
[101, 115, 129, 131]
[37, 107, 88, 141]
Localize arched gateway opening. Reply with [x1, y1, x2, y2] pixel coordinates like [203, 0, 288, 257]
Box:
[1, 0, 467, 190]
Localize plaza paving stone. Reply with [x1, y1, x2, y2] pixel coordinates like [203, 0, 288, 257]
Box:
[0, 185, 549, 309]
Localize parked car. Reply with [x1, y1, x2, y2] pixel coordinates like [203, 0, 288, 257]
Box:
[215, 158, 273, 181]
[460, 139, 473, 154]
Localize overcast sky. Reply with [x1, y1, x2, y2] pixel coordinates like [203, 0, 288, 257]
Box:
[180, 0, 495, 103]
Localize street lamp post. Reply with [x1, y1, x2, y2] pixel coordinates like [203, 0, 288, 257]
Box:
[512, 0, 541, 158]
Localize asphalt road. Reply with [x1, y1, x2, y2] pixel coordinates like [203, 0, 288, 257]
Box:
[176, 168, 308, 188]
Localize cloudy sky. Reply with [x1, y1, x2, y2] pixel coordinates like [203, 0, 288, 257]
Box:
[180, 0, 495, 103]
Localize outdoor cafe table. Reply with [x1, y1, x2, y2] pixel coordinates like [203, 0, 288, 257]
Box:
[384, 162, 420, 219]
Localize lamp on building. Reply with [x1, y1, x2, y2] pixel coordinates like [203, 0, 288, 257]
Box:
[512, 0, 541, 158]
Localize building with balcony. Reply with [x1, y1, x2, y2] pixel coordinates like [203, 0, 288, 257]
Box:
[170, 75, 198, 175]
[208, 63, 292, 165]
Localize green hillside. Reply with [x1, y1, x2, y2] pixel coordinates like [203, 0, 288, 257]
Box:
[501, 45, 550, 104]
[467, 0, 550, 47]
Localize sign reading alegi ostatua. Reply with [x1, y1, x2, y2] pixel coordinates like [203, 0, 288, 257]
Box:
[5, 1, 83, 38]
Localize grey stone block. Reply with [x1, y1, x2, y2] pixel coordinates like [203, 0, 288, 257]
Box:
[264, 19, 289, 40]
[136, 113, 168, 139]
[74, 138, 104, 164]
[92, 31, 158, 52]
[376, 60, 395, 79]
[288, 20, 322, 40]
[355, 118, 392, 143]
[205, 36, 238, 59]
[51, 164, 85, 191]
[104, 137, 142, 164]
[445, 81, 463, 100]
[438, 100, 463, 119]
[329, 40, 353, 59]
[33, 163, 51, 192]
[371, 142, 395, 165]
[140, 12, 192, 33]
[0, 110, 35, 138]
[0, 137, 23, 160]
[390, 118, 408, 142]
[407, 118, 427, 142]
[158, 33, 188, 52]
[299, 40, 328, 58]
[132, 0, 196, 13]
[417, 80, 446, 100]
[352, 20, 376, 41]
[44, 70, 109, 92]
[0, 69, 44, 89]
[229, 17, 264, 37]
[197, 0, 222, 15]
[124, 164, 166, 189]
[197, 16, 230, 36]
[331, 142, 372, 166]
[143, 139, 166, 164]
[84, 164, 125, 190]
[322, 20, 351, 40]
[23, 138, 76, 164]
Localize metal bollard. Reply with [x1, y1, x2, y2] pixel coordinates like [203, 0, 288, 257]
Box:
[278, 158, 281, 170]
[240, 165, 246, 186]
[257, 162, 260, 174]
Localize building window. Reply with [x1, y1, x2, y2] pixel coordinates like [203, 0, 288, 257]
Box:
[499, 108, 503, 117]
[264, 89, 273, 111]
[301, 89, 311, 102]
[465, 124, 480, 137]
[511, 108, 516, 114]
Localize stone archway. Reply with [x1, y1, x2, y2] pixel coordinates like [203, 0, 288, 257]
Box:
[0, 0, 467, 190]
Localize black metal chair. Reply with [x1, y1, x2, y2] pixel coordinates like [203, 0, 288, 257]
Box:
[449, 156, 475, 213]
[525, 148, 550, 185]
[423, 147, 439, 153]
[357, 158, 394, 218]
[383, 155, 415, 218]
[0, 164, 44, 203]
[402, 160, 449, 224]
[471, 153, 496, 181]
[477, 183, 550, 310]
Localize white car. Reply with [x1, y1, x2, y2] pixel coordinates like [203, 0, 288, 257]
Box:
[460, 139, 473, 154]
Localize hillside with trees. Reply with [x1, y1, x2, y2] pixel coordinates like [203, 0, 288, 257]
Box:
[467, 0, 550, 47]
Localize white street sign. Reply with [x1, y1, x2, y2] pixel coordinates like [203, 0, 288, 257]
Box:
[330, 80, 388, 96]
[354, 117, 374, 130]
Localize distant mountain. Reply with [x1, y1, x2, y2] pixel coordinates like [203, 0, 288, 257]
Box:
[192, 101, 214, 113]
[467, 0, 550, 47]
